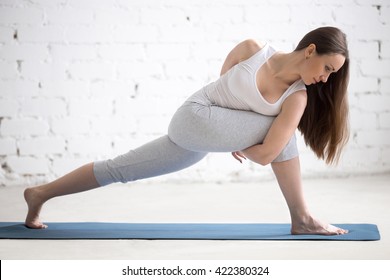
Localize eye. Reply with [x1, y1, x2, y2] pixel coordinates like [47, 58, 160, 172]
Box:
[325, 66, 331, 72]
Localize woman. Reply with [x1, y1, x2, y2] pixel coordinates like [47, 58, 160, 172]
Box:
[24, 26, 350, 235]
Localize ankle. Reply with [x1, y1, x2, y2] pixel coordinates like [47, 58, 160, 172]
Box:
[24, 187, 47, 204]
[289, 209, 313, 225]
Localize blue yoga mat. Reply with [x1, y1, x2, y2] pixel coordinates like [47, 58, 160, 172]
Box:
[0, 222, 380, 240]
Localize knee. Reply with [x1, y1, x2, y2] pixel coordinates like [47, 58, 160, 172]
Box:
[272, 135, 299, 163]
[93, 159, 134, 186]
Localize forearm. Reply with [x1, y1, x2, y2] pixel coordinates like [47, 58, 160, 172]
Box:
[241, 144, 274, 166]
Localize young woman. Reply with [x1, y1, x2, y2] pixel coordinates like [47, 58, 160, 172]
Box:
[24, 26, 350, 235]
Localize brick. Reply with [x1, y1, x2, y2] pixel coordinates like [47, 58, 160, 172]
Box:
[68, 61, 115, 80]
[90, 80, 135, 98]
[354, 0, 388, 5]
[0, 7, 43, 24]
[0, 81, 40, 97]
[356, 94, 390, 112]
[18, 26, 65, 43]
[112, 26, 159, 43]
[40, 81, 89, 97]
[0, 99, 19, 117]
[0, 138, 16, 155]
[98, 44, 145, 60]
[349, 41, 379, 59]
[51, 117, 90, 135]
[112, 137, 152, 155]
[136, 79, 199, 103]
[339, 147, 381, 170]
[49, 45, 98, 61]
[354, 24, 390, 41]
[146, 44, 190, 60]
[0, 61, 18, 79]
[18, 137, 66, 155]
[95, 8, 139, 25]
[165, 60, 209, 80]
[160, 26, 205, 43]
[348, 75, 378, 93]
[360, 59, 390, 78]
[380, 78, 390, 94]
[51, 157, 95, 177]
[65, 26, 113, 44]
[136, 116, 170, 135]
[21, 61, 68, 81]
[379, 112, 390, 129]
[1, 119, 49, 137]
[140, 7, 188, 26]
[6, 156, 49, 174]
[67, 0, 117, 9]
[191, 42, 233, 60]
[90, 117, 137, 135]
[20, 98, 67, 117]
[350, 108, 378, 130]
[380, 5, 390, 24]
[45, 8, 94, 24]
[67, 137, 113, 155]
[0, 44, 49, 61]
[116, 61, 163, 79]
[333, 6, 379, 25]
[26, 0, 68, 7]
[204, 7, 244, 24]
[381, 42, 390, 59]
[69, 98, 113, 117]
[246, 5, 290, 23]
[0, 27, 14, 43]
[291, 6, 333, 25]
[356, 130, 390, 147]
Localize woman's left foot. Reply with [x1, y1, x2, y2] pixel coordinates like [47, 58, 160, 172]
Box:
[24, 187, 48, 229]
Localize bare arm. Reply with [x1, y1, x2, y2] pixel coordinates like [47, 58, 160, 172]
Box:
[237, 91, 307, 165]
[220, 39, 264, 76]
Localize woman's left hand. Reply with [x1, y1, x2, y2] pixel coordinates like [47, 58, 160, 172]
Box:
[231, 151, 247, 163]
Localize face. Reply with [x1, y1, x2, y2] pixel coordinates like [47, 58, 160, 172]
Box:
[301, 44, 346, 86]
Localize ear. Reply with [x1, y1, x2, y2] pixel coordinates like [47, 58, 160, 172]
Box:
[305, 43, 316, 58]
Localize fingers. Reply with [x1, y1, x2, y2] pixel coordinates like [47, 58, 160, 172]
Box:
[231, 152, 247, 163]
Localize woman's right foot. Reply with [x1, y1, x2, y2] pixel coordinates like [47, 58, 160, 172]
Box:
[291, 215, 348, 235]
[24, 187, 47, 229]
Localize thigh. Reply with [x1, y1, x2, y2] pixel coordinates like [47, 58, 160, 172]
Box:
[168, 102, 275, 152]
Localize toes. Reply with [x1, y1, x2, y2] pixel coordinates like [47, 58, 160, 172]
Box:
[25, 222, 48, 229]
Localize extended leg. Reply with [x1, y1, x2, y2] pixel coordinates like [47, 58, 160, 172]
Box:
[24, 163, 99, 229]
[271, 157, 348, 235]
[25, 136, 207, 228]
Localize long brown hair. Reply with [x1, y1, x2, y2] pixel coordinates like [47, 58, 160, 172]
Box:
[296, 27, 350, 164]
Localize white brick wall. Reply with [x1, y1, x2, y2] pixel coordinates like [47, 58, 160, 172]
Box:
[1, 0, 389, 187]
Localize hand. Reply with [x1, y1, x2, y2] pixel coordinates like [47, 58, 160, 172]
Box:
[231, 151, 247, 163]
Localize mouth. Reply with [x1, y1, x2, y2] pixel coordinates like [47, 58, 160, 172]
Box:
[313, 78, 318, 84]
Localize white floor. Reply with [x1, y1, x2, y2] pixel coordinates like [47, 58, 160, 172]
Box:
[0, 175, 389, 260]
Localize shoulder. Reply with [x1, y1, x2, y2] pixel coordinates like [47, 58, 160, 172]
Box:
[237, 39, 265, 61]
[228, 39, 266, 62]
[241, 39, 265, 52]
[281, 90, 307, 115]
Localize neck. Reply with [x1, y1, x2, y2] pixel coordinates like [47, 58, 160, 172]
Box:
[269, 50, 304, 85]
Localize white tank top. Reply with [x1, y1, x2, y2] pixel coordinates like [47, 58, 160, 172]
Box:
[191, 43, 306, 116]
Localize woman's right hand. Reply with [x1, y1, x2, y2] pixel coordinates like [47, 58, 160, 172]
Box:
[231, 151, 247, 163]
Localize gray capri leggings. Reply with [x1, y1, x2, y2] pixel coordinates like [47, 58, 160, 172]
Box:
[93, 90, 298, 186]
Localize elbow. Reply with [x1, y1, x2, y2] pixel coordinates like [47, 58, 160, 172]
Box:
[257, 159, 272, 166]
[255, 154, 274, 166]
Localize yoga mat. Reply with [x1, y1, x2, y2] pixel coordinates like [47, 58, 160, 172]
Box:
[0, 222, 380, 241]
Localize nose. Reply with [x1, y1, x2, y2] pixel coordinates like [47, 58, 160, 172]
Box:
[320, 74, 329, 83]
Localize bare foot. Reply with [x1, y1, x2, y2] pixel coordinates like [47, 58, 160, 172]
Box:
[291, 215, 348, 235]
[24, 187, 48, 229]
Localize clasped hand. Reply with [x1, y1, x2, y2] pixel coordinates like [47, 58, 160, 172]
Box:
[231, 151, 247, 163]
